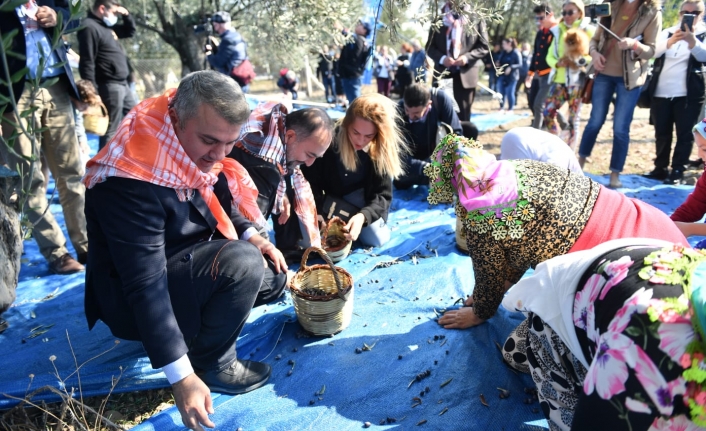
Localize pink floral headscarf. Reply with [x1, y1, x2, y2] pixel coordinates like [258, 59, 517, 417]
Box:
[424, 134, 536, 241]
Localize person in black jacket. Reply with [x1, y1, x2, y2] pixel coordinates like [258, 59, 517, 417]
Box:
[301, 93, 408, 247]
[496, 38, 522, 114]
[0, 0, 88, 276]
[205, 11, 250, 92]
[317, 46, 336, 103]
[338, 20, 371, 103]
[83, 71, 287, 431]
[394, 83, 476, 189]
[78, 0, 136, 149]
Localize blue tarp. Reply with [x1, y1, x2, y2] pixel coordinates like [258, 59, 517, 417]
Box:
[1, 120, 702, 430]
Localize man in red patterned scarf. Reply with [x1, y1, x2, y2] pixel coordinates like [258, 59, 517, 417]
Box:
[83, 71, 287, 431]
[229, 103, 333, 257]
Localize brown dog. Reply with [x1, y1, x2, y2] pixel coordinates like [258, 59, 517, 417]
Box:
[561, 28, 590, 70]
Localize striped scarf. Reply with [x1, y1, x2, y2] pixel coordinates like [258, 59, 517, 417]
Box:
[83, 88, 267, 240]
[237, 102, 321, 247]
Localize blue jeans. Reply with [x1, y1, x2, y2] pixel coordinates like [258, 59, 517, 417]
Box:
[497, 77, 518, 110]
[340, 77, 362, 103]
[578, 74, 641, 172]
[323, 75, 335, 102]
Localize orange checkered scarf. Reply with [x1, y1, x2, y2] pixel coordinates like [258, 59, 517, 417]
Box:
[83, 88, 267, 240]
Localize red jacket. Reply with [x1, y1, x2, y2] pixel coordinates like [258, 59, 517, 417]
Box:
[671, 170, 706, 222]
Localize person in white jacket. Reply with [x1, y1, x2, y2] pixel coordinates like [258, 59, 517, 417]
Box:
[499, 127, 584, 175]
[643, 0, 706, 184]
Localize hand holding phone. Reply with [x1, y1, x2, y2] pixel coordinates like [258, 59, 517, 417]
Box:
[682, 13, 695, 32]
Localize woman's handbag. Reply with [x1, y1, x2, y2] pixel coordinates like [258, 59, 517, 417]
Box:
[580, 75, 595, 105]
[637, 71, 654, 109]
[322, 195, 360, 223]
[82, 103, 109, 136]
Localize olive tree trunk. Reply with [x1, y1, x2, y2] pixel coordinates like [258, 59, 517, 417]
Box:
[0, 166, 21, 315]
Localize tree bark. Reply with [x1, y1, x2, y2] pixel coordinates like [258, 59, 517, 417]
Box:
[0, 166, 21, 315]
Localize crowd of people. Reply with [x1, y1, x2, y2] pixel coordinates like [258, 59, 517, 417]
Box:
[8, 1, 706, 431]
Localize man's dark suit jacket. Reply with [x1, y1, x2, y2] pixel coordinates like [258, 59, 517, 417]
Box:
[425, 19, 489, 89]
[0, 0, 79, 113]
[85, 175, 255, 368]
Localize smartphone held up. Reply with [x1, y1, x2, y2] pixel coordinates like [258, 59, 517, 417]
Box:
[682, 13, 696, 32]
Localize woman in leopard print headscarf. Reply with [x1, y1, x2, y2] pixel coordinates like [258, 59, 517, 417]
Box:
[425, 134, 688, 371]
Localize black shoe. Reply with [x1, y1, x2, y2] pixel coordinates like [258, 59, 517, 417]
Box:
[196, 359, 271, 395]
[689, 158, 705, 168]
[280, 247, 305, 265]
[664, 169, 685, 185]
[643, 168, 669, 180]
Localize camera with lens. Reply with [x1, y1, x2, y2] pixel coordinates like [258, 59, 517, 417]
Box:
[585, 1, 612, 22]
[193, 16, 213, 35]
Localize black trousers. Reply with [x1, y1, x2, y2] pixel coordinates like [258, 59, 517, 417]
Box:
[98, 81, 138, 149]
[228, 148, 302, 249]
[650, 96, 702, 172]
[168, 239, 286, 372]
[451, 74, 475, 122]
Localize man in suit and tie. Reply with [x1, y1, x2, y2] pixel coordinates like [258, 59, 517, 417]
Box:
[83, 71, 287, 431]
[426, 1, 489, 122]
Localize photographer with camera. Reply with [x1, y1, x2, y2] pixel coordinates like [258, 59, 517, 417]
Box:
[543, 0, 594, 149]
[643, 0, 706, 185]
[204, 11, 251, 92]
[578, 0, 661, 189]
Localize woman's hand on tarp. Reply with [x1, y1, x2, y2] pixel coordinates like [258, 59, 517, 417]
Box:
[438, 306, 485, 329]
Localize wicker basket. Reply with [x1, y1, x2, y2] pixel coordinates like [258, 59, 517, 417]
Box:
[323, 216, 352, 263]
[456, 217, 468, 253]
[290, 247, 354, 336]
[83, 103, 109, 137]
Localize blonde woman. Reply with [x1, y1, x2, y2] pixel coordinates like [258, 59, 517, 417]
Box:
[301, 93, 408, 247]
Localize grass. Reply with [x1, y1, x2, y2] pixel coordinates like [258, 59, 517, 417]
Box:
[1, 388, 175, 430]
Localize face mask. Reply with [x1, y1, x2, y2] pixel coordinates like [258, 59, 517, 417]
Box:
[442, 14, 454, 27]
[103, 13, 118, 27]
[522, 50, 530, 56]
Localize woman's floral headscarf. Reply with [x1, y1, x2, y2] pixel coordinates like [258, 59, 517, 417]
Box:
[424, 134, 536, 241]
[639, 246, 706, 426]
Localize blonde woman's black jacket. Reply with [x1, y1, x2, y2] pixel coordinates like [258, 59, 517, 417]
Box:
[301, 142, 392, 226]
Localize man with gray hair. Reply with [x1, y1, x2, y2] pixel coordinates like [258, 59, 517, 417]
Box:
[83, 71, 287, 431]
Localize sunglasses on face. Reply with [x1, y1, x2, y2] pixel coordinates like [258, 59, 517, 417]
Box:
[680, 10, 701, 14]
[561, 10, 576, 16]
[534, 15, 545, 21]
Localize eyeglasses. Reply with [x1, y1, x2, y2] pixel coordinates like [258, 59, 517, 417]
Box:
[680, 10, 701, 15]
[534, 15, 545, 21]
[561, 10, 576, 16]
